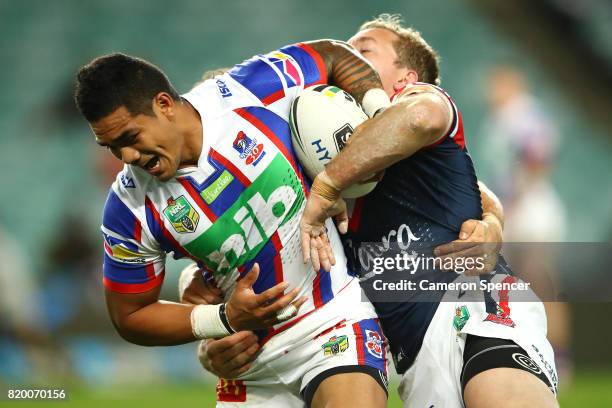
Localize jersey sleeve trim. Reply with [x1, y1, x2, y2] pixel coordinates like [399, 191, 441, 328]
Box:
[409, 82, 460, 150]
[103, 268, 165, 293]
[294, 43, 328, 86]
[102, 185, 167, 294]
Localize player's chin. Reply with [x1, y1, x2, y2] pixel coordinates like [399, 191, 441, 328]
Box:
[155, 163, 174, 181]
[156, 158, 181, 181]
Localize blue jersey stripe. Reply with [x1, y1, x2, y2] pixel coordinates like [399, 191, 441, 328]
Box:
[103, 233, 139, 252]
[103, 253, 150, 284]
[249, 239, 282, 295]
[102, 190, 139, 240]
[358, 318, 387, 372]
[229, 57, 284, 103]
[240, 107, 293, 152]
[280, 44, 325, 86]
[179, 154, 247, 219]
[318, 268, 334, 305]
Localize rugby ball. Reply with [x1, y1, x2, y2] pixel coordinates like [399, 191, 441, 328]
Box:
[289, 85, 377, 198]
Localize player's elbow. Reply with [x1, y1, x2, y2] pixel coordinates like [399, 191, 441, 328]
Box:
[110, 314, 155, 347]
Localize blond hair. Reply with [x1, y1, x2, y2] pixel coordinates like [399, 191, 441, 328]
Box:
[360, 14, 441, 85]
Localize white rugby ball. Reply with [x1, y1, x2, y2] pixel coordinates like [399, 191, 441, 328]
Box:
[289, 85, 377, 198]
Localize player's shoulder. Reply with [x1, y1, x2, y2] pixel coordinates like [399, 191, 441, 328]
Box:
[183, 76, 250, 119]
[393, 82, 450, 101]
[106, 164, 152, 208]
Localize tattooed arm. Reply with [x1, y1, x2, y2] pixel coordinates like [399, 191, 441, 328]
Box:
[306, 40, 385, 105]
[299, 83, 451, 271]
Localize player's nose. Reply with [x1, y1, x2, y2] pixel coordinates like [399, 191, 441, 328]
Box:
[120, 147, 141, 164]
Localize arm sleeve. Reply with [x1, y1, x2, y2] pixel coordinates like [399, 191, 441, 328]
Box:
[227, 43, 327, 106]
[101, 189, 166, 294]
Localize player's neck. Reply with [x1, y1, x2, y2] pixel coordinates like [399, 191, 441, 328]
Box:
[177, 98, 203, 168]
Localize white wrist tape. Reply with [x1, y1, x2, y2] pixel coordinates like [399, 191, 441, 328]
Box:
[362, 88, 391, 118]
[190, 304, 231, 339]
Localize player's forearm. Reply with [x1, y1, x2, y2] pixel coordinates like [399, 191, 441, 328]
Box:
[325, 98, 445, 190]
[111, 301, 196, 346]
[306, 40, 384, 104]
[478, 181, 504, 228]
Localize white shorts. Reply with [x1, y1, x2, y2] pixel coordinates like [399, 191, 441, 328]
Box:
[398, 274, 558, 408]
[216, 279, 388, 407]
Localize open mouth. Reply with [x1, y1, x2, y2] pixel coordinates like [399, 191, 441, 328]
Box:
[143, 157, 161, 174]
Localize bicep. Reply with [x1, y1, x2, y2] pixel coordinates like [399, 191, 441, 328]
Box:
[305, 39, 383, 103]
[105, 283, 161, 328]
[390, 91, 452, 148]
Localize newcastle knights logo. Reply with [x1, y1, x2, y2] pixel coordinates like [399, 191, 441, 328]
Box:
[365, 330, 383, 359]
[233, 131, 265, 166]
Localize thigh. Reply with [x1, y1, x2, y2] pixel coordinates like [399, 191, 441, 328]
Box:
[311, 371, 387, 408]
[216, 379, 304, 408]
[300, 317, 389, 408]
[462, 335, 558, 408]
[464, 368, 558, 408]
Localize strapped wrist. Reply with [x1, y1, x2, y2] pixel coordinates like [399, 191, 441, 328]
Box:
[191, 304, 232, 339]
[311, 172, 341, 201]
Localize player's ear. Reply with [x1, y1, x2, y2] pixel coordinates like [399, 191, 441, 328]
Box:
[154, 92, 175, 119]
[393, 69, 418, 92]
[406, 70, 419, 84]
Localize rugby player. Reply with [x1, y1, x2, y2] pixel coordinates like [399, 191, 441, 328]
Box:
[74, 40, 397, 407]
[179, 22, 513, 407]
[299, 15, 559, 408]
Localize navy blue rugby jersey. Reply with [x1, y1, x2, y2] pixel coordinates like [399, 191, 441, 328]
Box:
[343, 83, 483, 372]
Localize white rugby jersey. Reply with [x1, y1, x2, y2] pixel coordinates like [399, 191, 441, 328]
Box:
[101, 44, 354, 341]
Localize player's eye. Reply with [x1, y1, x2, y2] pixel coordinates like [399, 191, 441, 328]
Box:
[360, 49, 371, 54]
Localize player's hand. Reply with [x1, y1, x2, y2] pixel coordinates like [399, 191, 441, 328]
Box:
[300, 193, 346, 273]
[179, 263, 224, 305]
[198, 331, 260, 378]
[433, 214, 503, 276]
[225, 263, 308, 330]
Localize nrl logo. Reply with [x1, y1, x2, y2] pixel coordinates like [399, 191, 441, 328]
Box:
[163, 195, 199, 233]
[333, 123, 353, 151]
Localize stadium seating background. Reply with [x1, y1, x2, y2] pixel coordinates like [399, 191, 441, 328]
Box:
[0, 0, 610, 405]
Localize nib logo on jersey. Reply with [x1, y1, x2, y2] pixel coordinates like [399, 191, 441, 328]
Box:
[163, 195, 200, 233]
[185, 155, 303, 275]
[233, 131, 266, 166]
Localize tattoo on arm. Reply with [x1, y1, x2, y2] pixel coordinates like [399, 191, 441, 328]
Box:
[306, 40, 384, 103]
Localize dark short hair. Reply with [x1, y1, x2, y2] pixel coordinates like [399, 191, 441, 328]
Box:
[74, 53, 180, 122]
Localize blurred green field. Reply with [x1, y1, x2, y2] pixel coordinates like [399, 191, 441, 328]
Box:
[2, 371, 611, 407]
